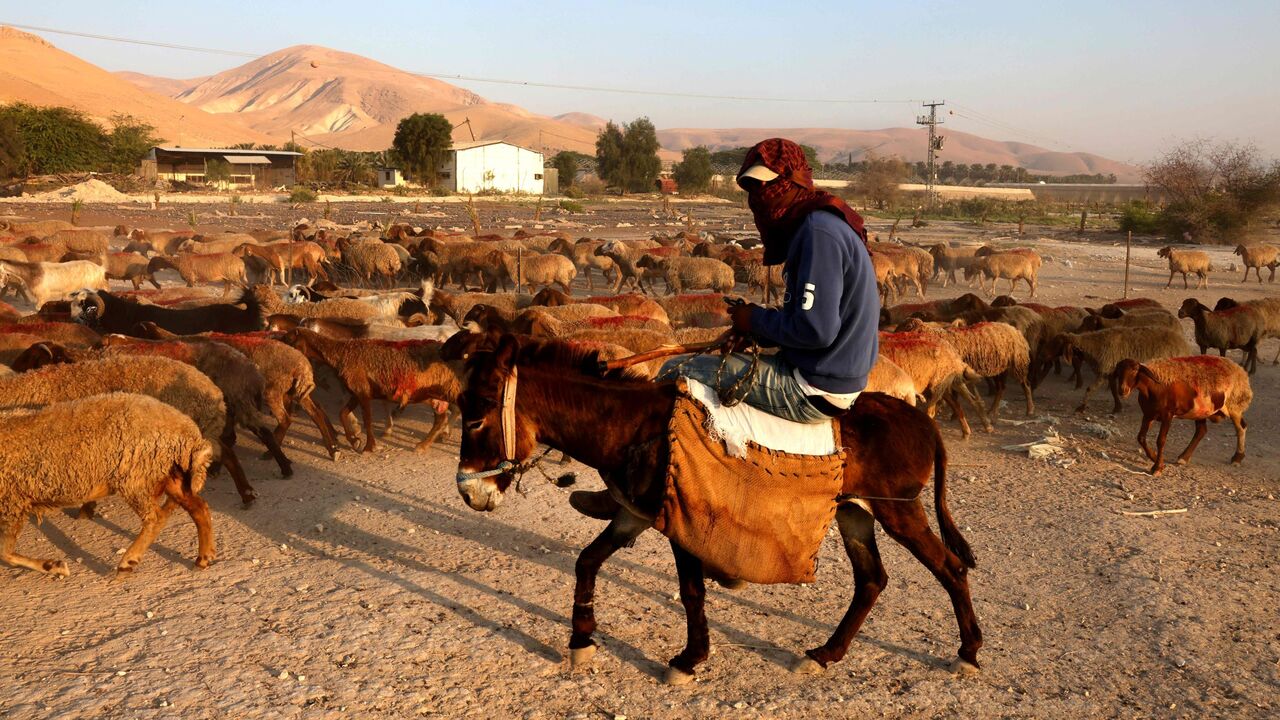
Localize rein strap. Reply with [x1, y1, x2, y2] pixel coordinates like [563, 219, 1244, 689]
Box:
[500, 366, 518, 461]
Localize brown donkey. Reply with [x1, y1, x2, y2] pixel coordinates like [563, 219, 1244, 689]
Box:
[452, 333, 982, 684]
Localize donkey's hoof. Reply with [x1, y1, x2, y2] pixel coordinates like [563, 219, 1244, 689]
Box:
[662, 666, 695, 686]
[569, 645, 596, 668]
[950, 657, 980, 676]
[790, 655, 824, 675]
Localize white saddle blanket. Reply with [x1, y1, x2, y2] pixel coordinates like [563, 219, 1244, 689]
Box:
[685, 378, 839, 459]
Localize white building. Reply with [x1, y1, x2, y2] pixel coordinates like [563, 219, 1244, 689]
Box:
[376, 168, 406, 188]
[439, 141, 544, 194]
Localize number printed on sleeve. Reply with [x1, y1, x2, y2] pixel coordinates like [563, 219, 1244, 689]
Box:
[800, 283, 815, 310]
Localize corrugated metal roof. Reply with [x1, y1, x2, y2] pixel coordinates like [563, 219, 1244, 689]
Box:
[451, 140, 540, 155]
[224, 155, 272, 165]
[154, 146, 303, 157]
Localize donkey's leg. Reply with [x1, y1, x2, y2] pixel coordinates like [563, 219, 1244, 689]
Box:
[876, 502, 983, 672]
[568, 511, 649, 668]
[665, 542, 709, 685]
[795, 504, 886, 673]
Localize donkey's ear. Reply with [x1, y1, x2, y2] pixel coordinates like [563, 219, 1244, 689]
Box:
[493, 333, 518, 372]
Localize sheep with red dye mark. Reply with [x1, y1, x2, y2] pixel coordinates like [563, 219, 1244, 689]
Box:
[1114, 355, 1251, 476]
[878, 330, 991, 438]
[1177, 298, 1264, 373]
[283, 329, 462, 454]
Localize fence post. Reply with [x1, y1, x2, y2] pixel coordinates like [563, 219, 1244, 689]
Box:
[1123, 230, 1132, 299]
[515, 248, 523, 294]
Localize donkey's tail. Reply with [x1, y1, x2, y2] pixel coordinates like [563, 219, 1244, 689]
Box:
[933, 437, 977, 569]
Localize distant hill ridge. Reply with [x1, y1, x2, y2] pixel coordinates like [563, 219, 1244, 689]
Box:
[0, 26, 1138, 180]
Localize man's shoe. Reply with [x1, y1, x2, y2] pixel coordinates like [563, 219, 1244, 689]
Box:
[569, 490, 621, 520]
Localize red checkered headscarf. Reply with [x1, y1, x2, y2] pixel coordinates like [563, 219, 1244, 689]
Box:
[738, 138, 867, 265]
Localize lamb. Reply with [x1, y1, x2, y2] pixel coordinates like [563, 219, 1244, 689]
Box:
[14, 240, 68, 264]
[877, 330, 991, 437]
[506, 304, 620, 334]
[124, 228, 194, 256]
[1114, 356, 1251, 475]
[147, 253, 247, 296]
[1232, 243, 1279, 283]
[338, 238, 402, 283]
[1044, 326, 1191, 412]
[1157, 246, 1212, 289]
[137, 324, 341, 460]
[261, 241, 330, 283]
[70, 288, 264, 336]
[634, 255, 735, 294]
[0, 219, 73, 237]
[928, 244, 982, 288]
[299, 316, 458, 343]
[971, 248, 1042, 297]
[1078, 308, 1181, 333]
[283, 329, 462, 453]
[531, 287, 669, 324]
[104, 251, 157, 290]
[484, 249, 577, 293]
[0, 259, 107, 308]
[0, 393, 215, 576]
[286, 282, 425, 322]
[896, 318, 1033, 418]
[525, 313, 674, 341]
[1177, 298, 1263, 373]
[252, 284, 401, 324]
[0, 354, 257, 506]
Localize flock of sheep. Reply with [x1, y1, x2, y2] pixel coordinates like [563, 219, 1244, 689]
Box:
[0, 214, 1275, 579]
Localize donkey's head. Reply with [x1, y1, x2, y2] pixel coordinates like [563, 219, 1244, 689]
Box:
[455, 333, 536, 512]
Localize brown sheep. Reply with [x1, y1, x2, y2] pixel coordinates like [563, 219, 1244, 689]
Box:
[147, 254, 247, 296]
[878, 330, 991, 437]
[1177, 298, 1264, 373]
[1045, 326, 1191, 412]
[1157, 246, 1212, 289]
[485, 249, 577, 293]
[105, 251, 157, 290]
[634, 255, 735, 295]
[971, 248, 1042, 297]
[0, 393, 215, 576]
[284, 329, 462, 453]
[897, 318, 1033, 418]
[531, 287, 670, 324]
[337, 239, 403, 283]
[1232, 243, 1279, 283]
[928, 244, 982, 288]
[1114, 356, 1251, 475]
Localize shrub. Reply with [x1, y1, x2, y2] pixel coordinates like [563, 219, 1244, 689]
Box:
[577, 176, 606, 196]
[1118, 201, 1161, 234]
[289, 187, 317, 203]
[558, 199, 584, 213]
[562, 185, 586, 199]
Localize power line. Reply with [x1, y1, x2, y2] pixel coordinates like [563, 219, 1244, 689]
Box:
[4, 21, 922, 106]
[948, 102, 1076, 151]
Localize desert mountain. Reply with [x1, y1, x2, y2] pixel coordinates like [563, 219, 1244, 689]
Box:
[18, 26, 1138, 180]
[0, 27, 265, 148]
[161, 44, 612, 157]
[113, 71, 205, 98]
[658, 127, 1140, 181]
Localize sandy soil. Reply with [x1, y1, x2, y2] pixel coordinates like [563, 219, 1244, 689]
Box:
[1, 201, 1278, 719]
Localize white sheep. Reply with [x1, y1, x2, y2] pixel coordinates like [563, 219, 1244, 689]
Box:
[0, 259, 107, 308]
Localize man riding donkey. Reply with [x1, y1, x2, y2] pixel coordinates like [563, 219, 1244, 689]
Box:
[570, 137, 881, 520]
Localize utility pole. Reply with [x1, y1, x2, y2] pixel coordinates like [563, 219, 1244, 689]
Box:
[916, 101, 945, 207]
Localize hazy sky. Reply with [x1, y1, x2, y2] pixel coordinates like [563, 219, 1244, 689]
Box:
[6, 1, 1278, 163]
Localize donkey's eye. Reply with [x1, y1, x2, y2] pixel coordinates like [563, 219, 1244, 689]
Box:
[465, 420, 484, 431]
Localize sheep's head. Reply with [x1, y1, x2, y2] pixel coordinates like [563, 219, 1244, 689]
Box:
[11, 341, 76, 372]
[1176, 298, 1206, 319]
[991, 295, 1018, 308]
[1213, 297, 1240, 311]
[1233, 245, 1245, 256]
[68, 289, 104, 325]
[1113, 359, 1145, 398]
[284, 284, 311, 304]
[1157, 246, 1172, 258]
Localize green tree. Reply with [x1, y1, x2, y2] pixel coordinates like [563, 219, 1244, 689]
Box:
[0, 103, 107, 175]
[551, 150, 588, 188]
[392, 113, 453, 184]
[595, 121, 625, 189]
[799, 144, 823, 172]
[709, 146, 750, 167]
[672, 146, 713, 194]
[204, 158, 232, 185]
[0, 115, 23, 180]
[621, 117, 661, 192]
[1147, 139, 1280, 239]
[105, 114, 162, 174]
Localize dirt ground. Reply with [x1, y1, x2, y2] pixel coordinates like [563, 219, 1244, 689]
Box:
[1, 200, 1278, 719]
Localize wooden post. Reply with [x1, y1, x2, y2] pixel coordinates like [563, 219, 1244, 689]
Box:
[1078, 208, 1088, 236]
[1123, 230, 1132, 299]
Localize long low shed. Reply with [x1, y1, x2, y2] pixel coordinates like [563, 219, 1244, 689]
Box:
[143, 146, 302, 189]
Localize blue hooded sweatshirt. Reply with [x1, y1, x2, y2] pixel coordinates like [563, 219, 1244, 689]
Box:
[748, 210, 880, 394]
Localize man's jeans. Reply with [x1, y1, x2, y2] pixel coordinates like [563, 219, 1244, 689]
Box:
[658, 353, 830, 423]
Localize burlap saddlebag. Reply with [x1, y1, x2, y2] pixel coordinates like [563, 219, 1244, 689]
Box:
[653, 390, 846, 585]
